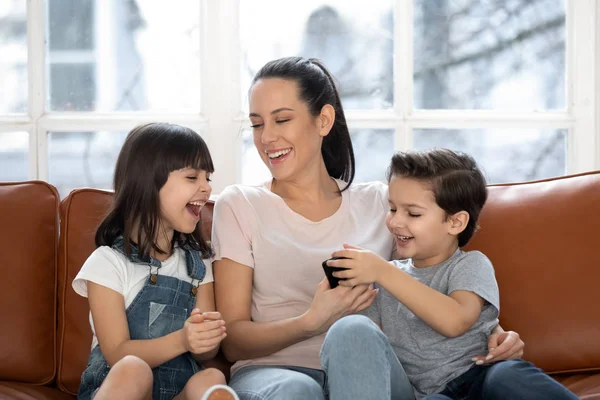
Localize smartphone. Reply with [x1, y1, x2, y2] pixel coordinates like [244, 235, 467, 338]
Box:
[322, 256, 349, 289]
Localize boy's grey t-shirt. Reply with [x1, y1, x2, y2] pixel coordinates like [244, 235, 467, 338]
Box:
[363, 249, 500, 399]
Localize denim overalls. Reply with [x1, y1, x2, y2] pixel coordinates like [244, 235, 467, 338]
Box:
[78, 237, 207, 400]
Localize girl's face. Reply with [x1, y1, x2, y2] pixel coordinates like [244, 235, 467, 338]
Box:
[249, 78, 330, 182]
[158, 167, 211, 236]
[385, 175, 458, 268]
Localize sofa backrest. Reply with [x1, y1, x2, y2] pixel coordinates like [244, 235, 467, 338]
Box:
[0, 181, 59, 385]
[56, 188, 214, 395]
[465, 171, 600, 374]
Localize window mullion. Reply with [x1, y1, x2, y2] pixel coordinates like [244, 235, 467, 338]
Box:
[27, 0, 46, 179]
[569, 0, 597, 173]
[395, 0, 412, 151]
[202, 0, 240, 194]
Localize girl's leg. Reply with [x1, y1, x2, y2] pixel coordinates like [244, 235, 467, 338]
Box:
[321, 315, 415, 400]
[229, 366, 326, 400]
[471, 359, 578, 400]
[93, 355, 153, 400]
[175, 368, 235, 400]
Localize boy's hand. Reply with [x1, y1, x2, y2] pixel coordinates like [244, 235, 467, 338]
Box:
[182, 309, 227, 355]
[328, 244, 390, 286]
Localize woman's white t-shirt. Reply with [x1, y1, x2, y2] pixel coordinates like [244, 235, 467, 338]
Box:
[73, 245, 214, 350]
[212, 179, 394, 374]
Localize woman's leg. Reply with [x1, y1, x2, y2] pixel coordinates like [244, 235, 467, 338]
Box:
[321, 315, 415, 400]
[472, 359, 578, 400]
[93, 355, 153, 400]
[229, 366, 325, 400]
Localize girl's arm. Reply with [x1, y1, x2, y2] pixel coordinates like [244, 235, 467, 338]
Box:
[88, 282, 188, 368]
[213, 258, 377, 362]
[188, 282, 223, 362]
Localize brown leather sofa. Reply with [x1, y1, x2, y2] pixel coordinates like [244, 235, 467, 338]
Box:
[1, 171, 600, 399]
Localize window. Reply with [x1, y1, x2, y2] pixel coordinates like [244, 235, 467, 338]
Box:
[0, 0, 598, 196]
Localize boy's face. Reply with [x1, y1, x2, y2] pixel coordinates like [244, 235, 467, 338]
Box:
[385, 175, 460, 268]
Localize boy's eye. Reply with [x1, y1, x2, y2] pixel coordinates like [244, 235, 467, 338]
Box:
[389, 208, 396, 213]
[187, 176, 197, 181]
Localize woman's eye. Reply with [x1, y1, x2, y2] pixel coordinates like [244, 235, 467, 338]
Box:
[408, 213, 421, 218]
[389, 208, 396, 213]
[250, 123, 263, 129]
[275, 119, 290, 124]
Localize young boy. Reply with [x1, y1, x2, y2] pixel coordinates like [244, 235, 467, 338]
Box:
[325, 149, 577, 399]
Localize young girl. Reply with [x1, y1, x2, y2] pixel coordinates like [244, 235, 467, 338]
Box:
[73, 123, 239, 400]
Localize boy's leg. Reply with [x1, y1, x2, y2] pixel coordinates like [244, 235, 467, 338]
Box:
[93, 355, 153, 400]
[471, 359, 579, 400]
[321, 315, 415, 400]
[228, 366, 325, 400]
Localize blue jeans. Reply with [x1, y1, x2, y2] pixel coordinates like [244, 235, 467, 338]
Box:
[424, 359, 579, 400]
[229, 365, 327, 400]
[321, 315, 415, 400]
[229, 315, 414, 400]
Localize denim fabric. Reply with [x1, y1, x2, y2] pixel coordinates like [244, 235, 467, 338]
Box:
[424, 359, 579, 400]
[78, 238, 207, 400]
[229, 365, 327, 400]
[321, 315, 415, 400]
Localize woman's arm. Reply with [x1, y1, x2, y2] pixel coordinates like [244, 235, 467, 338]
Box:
[88, 282, 188, 368]
[214, 258, 377, 362]
[472, 325, 525, 364]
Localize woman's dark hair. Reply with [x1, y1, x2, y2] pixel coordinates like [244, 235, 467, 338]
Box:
[95, 122, 214, 259]
[251, 57, 355, 191]
[386, 149, 488, 247]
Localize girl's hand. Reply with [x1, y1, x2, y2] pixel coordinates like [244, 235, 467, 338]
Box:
[303, 277, 378, 335]
[328, 244, 390, 286]
[182, 309, 227, 355]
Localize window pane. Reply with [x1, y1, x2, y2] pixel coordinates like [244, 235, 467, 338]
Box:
[240, 0, 394, 110]
[0, 132, 28, 181]
[413, 0, 566, 110]
[241, 129, 393, 185]
[413, 128, 566, 183]
[47, 0, 201, 112]
[0, 2, 27, 114]
[48, 131, 127, 197]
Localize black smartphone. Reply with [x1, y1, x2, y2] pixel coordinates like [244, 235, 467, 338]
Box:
[322, 256, 349, 289]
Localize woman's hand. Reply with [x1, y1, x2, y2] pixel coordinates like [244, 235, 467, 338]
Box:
[303, 277, 378, 335]
[181, 309, 227, 355]
[472, 329, 524, 365]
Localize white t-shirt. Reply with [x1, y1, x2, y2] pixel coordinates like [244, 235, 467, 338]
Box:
[73, 245, 214, 350]
[212, 179, 395, 374]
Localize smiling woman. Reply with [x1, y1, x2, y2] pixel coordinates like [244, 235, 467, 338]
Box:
[212, 57, 527, 400]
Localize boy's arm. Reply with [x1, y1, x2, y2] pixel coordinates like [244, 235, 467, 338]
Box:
[377, 263, 484, 337]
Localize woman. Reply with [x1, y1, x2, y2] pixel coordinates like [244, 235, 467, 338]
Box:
[212, 57, 524, 400]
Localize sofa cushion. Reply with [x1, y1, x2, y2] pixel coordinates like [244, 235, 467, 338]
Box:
[56, 188, 214, 394]
[555, 373, 600, 399]
[0, 182, 59, 384]
[0, 382, 74, 400]
[466, 171, 600, 374]
[56, 189, 113, 395]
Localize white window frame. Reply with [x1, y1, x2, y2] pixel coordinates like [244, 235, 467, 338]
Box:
[0, 0, 598, 194]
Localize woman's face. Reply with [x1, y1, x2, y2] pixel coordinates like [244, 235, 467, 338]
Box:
[249, 78, 331, 182]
